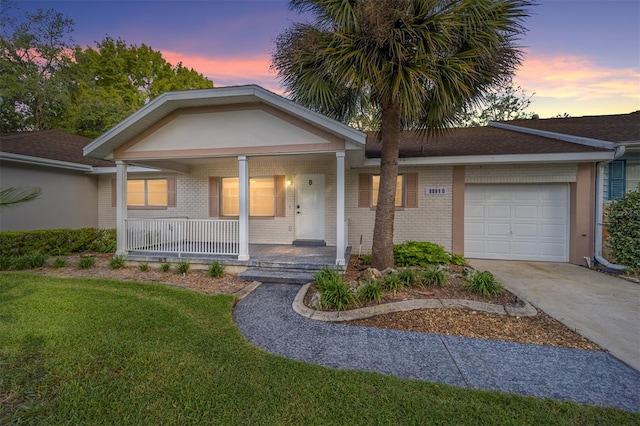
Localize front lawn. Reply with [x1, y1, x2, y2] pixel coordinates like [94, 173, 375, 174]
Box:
[1, 273, 637, 425]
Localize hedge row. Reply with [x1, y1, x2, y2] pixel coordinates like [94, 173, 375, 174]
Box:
[0, 228, 116, 256]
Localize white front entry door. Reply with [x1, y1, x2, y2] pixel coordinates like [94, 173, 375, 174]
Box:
[295, 174, 325, 240]
[464, 184, 569, 262]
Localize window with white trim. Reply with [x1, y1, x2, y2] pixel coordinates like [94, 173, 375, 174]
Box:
[127, 179, 168, 207]
[221, 177, 276, 217]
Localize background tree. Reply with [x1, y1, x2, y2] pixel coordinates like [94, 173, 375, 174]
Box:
[273, 0, 532, 269]
[462, 79, 535, 126]
[0, 2, 75, 132]
[61, 37, 213, 137]
[1, 1, 213, 136]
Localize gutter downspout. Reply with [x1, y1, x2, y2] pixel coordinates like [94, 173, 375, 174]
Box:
[594, 144, 626, 270]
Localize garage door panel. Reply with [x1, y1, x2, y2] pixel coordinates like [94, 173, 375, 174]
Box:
[541, 224, 565, 238]
[465, 205, 485, 219]
[487, 205, 511, 219]
[511, 241, 540, 256]
[465, 222, 484, 236]
[486, 191, 511, 202]
[513, 223, 538, 237]
[542, 205, 566, 220]
[514, 205, 538, 219]
[465, 184, 568, 262]
[485, 240, 510, 256]
[487, 223, 510, 236]
[513, 191, 539, 202]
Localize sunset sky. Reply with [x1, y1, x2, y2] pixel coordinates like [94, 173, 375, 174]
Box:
[13, 0, 640, 119]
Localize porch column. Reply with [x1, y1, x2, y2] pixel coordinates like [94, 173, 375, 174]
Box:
[336, 151, 346, 266]
[238, 155, 250, 261]
[115, 160, 128, 255]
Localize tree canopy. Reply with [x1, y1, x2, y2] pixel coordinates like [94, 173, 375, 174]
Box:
[462, 79, 535, 126]
[273, 0, 533, 268]
[0, 1, 213, 136]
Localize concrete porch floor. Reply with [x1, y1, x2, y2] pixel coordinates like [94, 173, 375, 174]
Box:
[125, 244, 350, 272]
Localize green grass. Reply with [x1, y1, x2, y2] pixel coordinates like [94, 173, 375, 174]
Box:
[1, 273, 637, 425]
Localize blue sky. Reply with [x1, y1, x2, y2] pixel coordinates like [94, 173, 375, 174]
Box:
[11, 0, 640, 118]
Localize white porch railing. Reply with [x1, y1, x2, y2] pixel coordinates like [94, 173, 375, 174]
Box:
[125, 218, 240, 256]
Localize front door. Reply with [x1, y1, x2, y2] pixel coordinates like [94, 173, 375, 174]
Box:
[295, 174, 325, 241]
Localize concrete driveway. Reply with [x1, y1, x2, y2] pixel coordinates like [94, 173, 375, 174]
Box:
[470, 260, 640, 372]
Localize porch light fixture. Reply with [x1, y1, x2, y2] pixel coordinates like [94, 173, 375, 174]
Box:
[286, 178, 292, 187]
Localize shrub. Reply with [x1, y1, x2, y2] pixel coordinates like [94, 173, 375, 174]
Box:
[357, 281, 382, 303]
[314, 266, 353, 311]
[52, 257, 68, 269]
[175, 260, 190, 275]
[109, 255, 126, 269]
[396, 267, 417, 286]
[160, 263, 171, 272]
[0, 254, 48, 270]
[393, 241, 452, 267]
[77, 257, 96, 270]
[0, 228, 116, 256]
[208, 261, 225, 278]
[382, 273, 404, 294]
[450, 253, 467, 266]
[359, 254, 372, 265]
[313, 267, 342, 292]
[138, 263, 149, 272]
[421, 267, 448, 287]
[605, 185, 640, 272]
[466, 271, 503, 298]
[319, 279, 354, 311]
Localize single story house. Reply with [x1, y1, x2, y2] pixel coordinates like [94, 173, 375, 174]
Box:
[0, 130, 114, 231]
[81, 85, 638, 267]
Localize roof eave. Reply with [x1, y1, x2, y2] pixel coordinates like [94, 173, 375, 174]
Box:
[0, 152, 95, 171]
[361, 151, 615, 168]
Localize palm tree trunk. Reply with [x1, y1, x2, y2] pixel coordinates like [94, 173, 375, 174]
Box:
[371, 100, 401, 270]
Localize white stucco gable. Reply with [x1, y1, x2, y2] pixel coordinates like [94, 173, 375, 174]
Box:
[84, 85, 366, 161]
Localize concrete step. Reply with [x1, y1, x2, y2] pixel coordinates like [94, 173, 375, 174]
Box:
[238, 268, 316, 285]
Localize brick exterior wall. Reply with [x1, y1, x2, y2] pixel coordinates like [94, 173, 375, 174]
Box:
[98, 161, 581, 254]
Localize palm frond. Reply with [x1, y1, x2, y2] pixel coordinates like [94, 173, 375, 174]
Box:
[0, 186, 42, 208]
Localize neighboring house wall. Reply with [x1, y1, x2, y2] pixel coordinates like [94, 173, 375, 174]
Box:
[0, 162, 99, 231]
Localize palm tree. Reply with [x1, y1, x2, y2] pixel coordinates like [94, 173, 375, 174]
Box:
[273, 0, 532, 269]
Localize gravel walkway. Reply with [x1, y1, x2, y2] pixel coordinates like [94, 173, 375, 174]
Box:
[234, 283, 640, 413]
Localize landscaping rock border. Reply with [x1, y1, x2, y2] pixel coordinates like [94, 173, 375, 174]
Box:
[292, 283, 537, 322]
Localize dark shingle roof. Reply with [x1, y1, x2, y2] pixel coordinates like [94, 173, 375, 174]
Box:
[503, 112, 640, 143]
[0, 130, 113, 167]
[365, 112, 639, 158]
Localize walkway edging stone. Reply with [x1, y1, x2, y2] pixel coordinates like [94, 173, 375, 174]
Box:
[292, 283, 537, 322]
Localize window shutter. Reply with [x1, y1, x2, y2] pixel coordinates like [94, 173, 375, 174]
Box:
[404, 173, 418, 208]
[358, 174, 371, 208]
[167, 177, 177, 207]
[274, 175, 286, 217]
[209, 177, 219, 217]
[609, 160, 626, 199]
[111, 178, 116, 207]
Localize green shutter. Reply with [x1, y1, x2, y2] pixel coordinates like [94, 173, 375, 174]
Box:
[609, 160, 626, 199]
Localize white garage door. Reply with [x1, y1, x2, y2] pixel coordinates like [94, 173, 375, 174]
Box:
[464, 184, 569, 262]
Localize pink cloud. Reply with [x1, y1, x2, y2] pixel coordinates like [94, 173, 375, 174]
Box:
[161, 50, 284, 94]
[515, 52, 640, 101]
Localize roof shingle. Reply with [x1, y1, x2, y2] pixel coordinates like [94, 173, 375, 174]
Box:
[0, 130, 113, 167]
